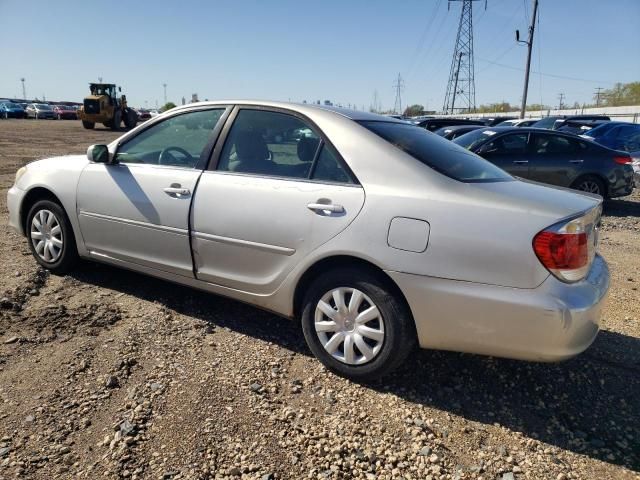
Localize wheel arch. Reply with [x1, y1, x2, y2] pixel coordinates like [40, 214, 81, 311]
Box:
[292, 255, 414, 324]
[571, 173, 609, 198]
[20, 187, 66, 233]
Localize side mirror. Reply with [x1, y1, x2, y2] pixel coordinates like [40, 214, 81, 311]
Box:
[87, 144, 111, 164]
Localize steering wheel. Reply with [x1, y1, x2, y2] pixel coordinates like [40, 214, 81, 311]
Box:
[158, 147, 194, 166]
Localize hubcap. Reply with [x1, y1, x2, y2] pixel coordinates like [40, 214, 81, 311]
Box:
[30, 209, 63, 263]
[577, 180, 601, 194]
[314, 287, 385, 365]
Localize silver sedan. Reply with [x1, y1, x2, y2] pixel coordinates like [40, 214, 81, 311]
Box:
[7, 101, 609, 380]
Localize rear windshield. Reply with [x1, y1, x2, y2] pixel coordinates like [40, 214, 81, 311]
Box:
[359, 121, 512, 183]
[452, 128, 499, 150]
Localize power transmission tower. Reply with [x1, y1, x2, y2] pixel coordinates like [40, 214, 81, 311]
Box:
[594, 87, 603, 107]
[392, 73, 404, 114]
[442, 0, 486, 114]
[516, 0, 538, 118]
[370, 90, 381, 113]
[558, 93, 565, 110]
[20, 78, 26, 100]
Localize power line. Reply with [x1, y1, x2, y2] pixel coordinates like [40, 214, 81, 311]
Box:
[594, 87, 604, 107]
[443, 0, 486, 114]
[558, 92, 565, 110]
[392, 73, 404, 114]
[406, 0, 444, 77]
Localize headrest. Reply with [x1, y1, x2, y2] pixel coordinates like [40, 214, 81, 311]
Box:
[235, 131, 269, 161]
[297, 137, 320, 162]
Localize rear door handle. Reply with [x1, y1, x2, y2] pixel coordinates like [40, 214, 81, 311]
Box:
[164, 187, 191, 196]
[513, 160, 529, 164]
[569, 159, 584, 163]
[307, 203, 344, 213]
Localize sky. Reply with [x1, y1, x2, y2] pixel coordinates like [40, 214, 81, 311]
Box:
[1, 0, 639, 111]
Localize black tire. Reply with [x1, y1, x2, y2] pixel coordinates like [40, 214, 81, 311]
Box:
[124, 109, 137, 129]
[82, 120, 95, 129]
[571, 175, 606, 198]
[111, 110, 122, 131]
[301, 267, 416, 381]
[26, 199, 78, 274]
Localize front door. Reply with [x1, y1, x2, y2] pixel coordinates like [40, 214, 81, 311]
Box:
[190, 108, 365, 294]
[479, 132, 531, 178]
[76, 108, 227, 276]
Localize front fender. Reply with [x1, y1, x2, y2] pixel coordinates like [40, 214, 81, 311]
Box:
[14, 155, 90, 256]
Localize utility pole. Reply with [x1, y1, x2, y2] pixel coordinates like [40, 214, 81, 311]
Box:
[20, 78, 26, 100]
[594, 87, 603, 107]
[443, 0, 486, 114]
[162, 83, 167, 104]
[516, 0, 538, 119]
[558, 93, 565, 111]
[392, 73, 404, 114]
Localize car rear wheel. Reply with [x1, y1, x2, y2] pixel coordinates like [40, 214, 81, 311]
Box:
[572, 175, 606, 197]
[26, 200, 78, 274]
[301, 268, 416, 381]
[82, 120, 95, 129]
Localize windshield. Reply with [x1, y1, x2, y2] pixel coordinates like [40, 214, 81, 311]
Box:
[36, 104, 52, 110]
[531, 117, 558, 129]
[359, 121, 512, 183]
[452, 128, 501, 150]
[583, 122, 620, 137]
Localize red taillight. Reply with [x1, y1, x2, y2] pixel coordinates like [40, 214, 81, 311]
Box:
[613, 155, 632, 165]
[533, 207, 601, 283]
[533, 231, 588, 270]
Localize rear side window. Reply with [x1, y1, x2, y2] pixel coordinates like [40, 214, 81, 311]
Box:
[533, 134, 579, 154]
[360, 121, 512, 183]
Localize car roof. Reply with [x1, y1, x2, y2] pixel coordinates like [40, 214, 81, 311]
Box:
[171, 100, 407, 123]
[438, 124, 484, 131]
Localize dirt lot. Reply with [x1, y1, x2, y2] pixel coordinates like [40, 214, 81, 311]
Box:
[0, 119, 638, 480]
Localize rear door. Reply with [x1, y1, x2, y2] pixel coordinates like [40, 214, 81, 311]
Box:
[477, 131, 530, 177]
[191, 107, 365, 294]
[528, 132, 586, 187]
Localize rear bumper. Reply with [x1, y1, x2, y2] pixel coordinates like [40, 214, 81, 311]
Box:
[387, 254, 609, 362]
[7, 185, 26, 236]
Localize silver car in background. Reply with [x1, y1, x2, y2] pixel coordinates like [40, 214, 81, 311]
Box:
[7, 101, 609, 380]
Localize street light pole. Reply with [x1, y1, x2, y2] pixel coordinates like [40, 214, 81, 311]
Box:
[517, 0, 538, 119]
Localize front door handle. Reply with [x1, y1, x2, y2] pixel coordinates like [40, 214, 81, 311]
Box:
[307, 203, 344, 214]
[569, 159, 584, 164]
[513, 160, 529, 164]
[164, 187, 191, 196]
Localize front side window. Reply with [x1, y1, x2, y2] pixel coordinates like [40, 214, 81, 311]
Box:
[362, 121, 512, 183]
[115, 109, 225, 168]
[217, 109, 354, 184]
[489, 133, 529, 154]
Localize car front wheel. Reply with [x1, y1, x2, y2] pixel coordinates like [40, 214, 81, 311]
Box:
[301, 268, 416, 381]
[26, 200, 78, 273]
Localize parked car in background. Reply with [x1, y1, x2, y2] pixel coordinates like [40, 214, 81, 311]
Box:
[476, 116, 517, 126]
[417, 117, 484, 132]
[52, 105, 78, 120]
[494, 118, 541, 128]
[135, 109, 152, 121]
[433, 124, 485, 140]
[553, 115, 610, 130]
[148, 109, 160, 118]
[25, 103, 55, 119]
[555, 119, 609, 135]
[581, 122, 640, 152]
[532, 115, 611, 130]
[453, 126, 634, 198]
[7, 101, 610, 380]
[0, 101, 26, 119]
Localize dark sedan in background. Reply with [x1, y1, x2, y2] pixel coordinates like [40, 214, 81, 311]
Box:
[0, 102, 26, 119]
[433, 124, 484, 140]
[417, 117, 484, 132]
[582, 122, 640, 152]
[453, 127, 634, 198]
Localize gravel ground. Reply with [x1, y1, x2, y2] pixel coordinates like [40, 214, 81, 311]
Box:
[0, 119, 638, 480]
